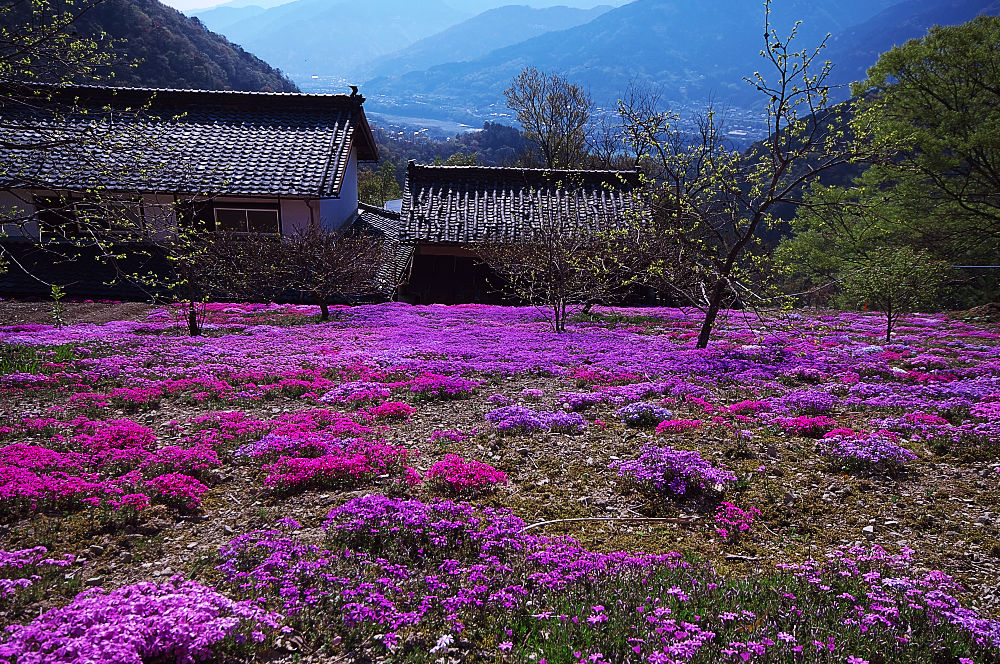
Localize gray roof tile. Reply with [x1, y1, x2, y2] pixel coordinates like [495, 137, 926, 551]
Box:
[399, 162, 645, 244]
[0, 85, 378, 198]
[356, 203, 413, 288]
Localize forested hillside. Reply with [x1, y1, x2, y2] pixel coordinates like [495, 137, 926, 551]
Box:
[0, 0, 299, 92]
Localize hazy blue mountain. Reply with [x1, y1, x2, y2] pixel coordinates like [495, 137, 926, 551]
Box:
[362, 5, 613, 80]
[203, 0, 292, 8]
[824, 0, 1000, 89]
[193, 4, 266, 33]
[194, 0, 470, 80]
[363, 0, 903, 119]
[455, 0, 628, 10]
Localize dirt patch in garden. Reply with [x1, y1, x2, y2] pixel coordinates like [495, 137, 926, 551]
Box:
[960, 302, 1000, 324]
[0, 300, 156, 326]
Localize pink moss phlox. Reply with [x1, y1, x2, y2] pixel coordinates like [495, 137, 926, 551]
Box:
[262, 440, 416, 492]
[776, 415, 837, 438]
[655, 419, 703, 435]
[145, 473, 209, 510]
[141, 444, 221, 478]
[402, 373, 478, 400]
[714, 502, 761, 540]
[724, 400, 771, 415]
[425, 454, 507, 495]
[358, 401, 416, 422]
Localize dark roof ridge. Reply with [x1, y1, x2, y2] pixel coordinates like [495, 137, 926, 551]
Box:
[359, 202, 401, 220]
[406, 160, 640, 177]
[24, 81, 364, 101]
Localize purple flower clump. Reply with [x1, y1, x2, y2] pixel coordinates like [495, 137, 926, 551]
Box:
[611, 444, 736, 496]
[0, 576, 282, 664]
[820, 432, 917, 474]
[485, 405, 585, 435]
[778, 389, 837, 414]
[616, 402, 674, 427]
[319, 381, 391, 404]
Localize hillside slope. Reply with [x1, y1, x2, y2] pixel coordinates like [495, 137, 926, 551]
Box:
[824, 0, 1000, 88]
[0, 0, 299, 92]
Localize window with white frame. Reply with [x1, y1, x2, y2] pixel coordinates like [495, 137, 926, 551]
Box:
[213, 205, 281, 234]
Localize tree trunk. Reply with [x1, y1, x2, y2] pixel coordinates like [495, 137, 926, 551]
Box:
[186, 305, 200, 337]
[696, 277, 731, 349]
[696, 301, 721, 349]
[319, 301, 330, 322]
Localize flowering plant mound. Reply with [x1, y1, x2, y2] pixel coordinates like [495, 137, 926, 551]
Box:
[72, 419, 156, 473]
[520, 388, 544, 401]
[485, 404, 586, 435]
[1, 547, 77, 611]
[487, 392, 513, 405]
[0, 456, 140, 518]
[778, 389, 837, 414]
[616, 402, 674, 427]
[776, 415, 837, 438]
[319, 380, 391, 404]
[140, 444, 220, 479]
[216, 502, 1000, 664]
[780, 365, 826, 384]
[358, 401, 415, 422]
[724, 400, 771, 415]
[0, 576, 283, 664]
[321, 495, 524, 560]
[655, 418, 703, 435]
[820, 431, 917, 474]
[234, 431, 352, 462]
[556, 391, 605, 411]
[404, 373, 478, 400]
[145, 473, 209, 511]
[714, 502, 761, 540]
[262, 440, 416, 493]
[611, 444, 736, 497]
[425, 454, 507, 496]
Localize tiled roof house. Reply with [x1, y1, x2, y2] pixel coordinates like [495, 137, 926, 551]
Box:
[0, 84, 379, 297]
[395, 161, 645, 303]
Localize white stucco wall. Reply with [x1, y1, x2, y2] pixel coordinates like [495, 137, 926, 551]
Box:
[280, 198, 312, 235]
[318, 147, 360, 231]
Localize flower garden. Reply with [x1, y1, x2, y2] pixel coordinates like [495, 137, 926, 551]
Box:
[1, 302, 999, 663]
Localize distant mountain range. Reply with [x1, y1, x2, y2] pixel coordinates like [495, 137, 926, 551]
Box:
[362, 0, 1000, 122]
[364, 0, 900, 116]
[194, 0, 468, 80]
[360, 5, 613, 80]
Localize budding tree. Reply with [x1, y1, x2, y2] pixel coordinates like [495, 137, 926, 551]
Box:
[504, 67, 592, 169]
[623, 0, 874, 348]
